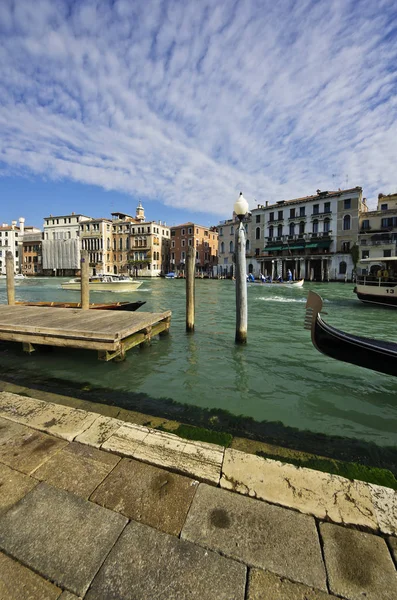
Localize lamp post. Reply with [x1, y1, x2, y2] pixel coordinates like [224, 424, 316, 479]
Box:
[234, 192, 249, 344]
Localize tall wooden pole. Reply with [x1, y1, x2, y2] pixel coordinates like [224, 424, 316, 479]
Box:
[235, 220, 247, 344]
[80, 250, 90, 310]
[6, 251, 15, 306]
[186, 245, 195, 332]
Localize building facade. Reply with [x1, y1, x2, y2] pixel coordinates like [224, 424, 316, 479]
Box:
[170, 223, 218, 275]
[22, 232, 43, 276]
[42, 213, 91, 276]
[80, 218, 113, 275]
[216, 217, 239, 277]
[128, 220, 170, 277]
[0, 218, 40, 275]
[246, 187, 364, 281]
[358, 192, 397, 274]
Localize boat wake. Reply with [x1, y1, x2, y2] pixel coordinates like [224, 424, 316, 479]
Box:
[258, 296, 307, 303]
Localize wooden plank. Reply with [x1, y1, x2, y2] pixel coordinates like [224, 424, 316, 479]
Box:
[0, 330, 119, 351]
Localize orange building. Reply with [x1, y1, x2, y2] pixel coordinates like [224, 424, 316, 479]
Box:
[170, 223, 218, 275]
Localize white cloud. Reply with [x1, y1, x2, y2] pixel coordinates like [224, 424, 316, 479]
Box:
[0, 0, 396, 215]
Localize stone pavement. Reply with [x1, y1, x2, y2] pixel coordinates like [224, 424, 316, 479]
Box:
[0, 390, 396, 599]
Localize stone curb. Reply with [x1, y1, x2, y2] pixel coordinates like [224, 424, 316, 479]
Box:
[0, 391, 396, 534]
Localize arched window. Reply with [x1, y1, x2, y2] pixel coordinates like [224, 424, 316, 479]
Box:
[339, 261, 347, 275]
[221, 241, 225, 254]
[269, 226, 274, 239]
[299, 221, 305, 235]
[324, 218, 330, 233]
[289, 222, 295, 236]
[230, 225, 234, 235]
[277, 224, 283, 237]
[343, 215, 351, 230]
[248, 264, 253, 274]
[246, 239, 250, 251]
[313, 220, 319, 234]
[255, 227, 260, 240]
[230, 241, 234, 253]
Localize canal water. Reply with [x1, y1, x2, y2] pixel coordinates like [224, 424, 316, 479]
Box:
[0, 278, 396, 450]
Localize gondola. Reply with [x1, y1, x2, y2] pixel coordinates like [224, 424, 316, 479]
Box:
[304, 291, 397, 377]
[15, 300, 146, 311]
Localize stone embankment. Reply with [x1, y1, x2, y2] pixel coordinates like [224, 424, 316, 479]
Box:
[0, 390, 396, 599]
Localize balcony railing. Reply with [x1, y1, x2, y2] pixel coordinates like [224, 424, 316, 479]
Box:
[359, 239, 394, 246]
[266, 231, 332, 243]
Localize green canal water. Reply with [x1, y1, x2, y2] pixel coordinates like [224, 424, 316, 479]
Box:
[0, 278, 396, 451]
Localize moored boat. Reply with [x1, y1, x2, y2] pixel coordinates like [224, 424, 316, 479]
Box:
[15, 300, 146, 311]
[61, 274, 142, 292]
[304, 290, 397, 377]
[354, 257, 397, 308]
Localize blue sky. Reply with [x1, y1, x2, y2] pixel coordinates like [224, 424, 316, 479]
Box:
[0, 0, 396, 229]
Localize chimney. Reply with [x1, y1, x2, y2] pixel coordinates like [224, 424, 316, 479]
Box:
[265, 201, 269, 207]
[71, 211, 75, 215]
[19, 217, 25, 235]
[11, 220, 17, 229]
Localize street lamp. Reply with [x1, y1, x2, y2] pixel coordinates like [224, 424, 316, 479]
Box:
[234, 192, 249, 221]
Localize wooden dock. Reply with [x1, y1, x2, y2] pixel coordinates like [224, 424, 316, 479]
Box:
[0, 305, 171, 362]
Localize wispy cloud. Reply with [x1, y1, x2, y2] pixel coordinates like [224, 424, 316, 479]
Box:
[0, 0, 396, 214]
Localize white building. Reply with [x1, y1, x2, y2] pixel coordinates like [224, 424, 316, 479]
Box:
[245, 187, 364, 281]
[0, 218, 40, 274]
[358, 192, 397, 273]
[42, 213, 91, 275]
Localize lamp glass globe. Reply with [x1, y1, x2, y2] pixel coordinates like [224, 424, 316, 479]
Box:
[233, 193, 249, 218]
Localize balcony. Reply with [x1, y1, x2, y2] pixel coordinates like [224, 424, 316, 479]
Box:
[359, 238, 394, 246]
[288, 214, 307, 220]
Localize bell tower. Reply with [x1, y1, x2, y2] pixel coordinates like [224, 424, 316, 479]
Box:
[135, 201, 145, 222]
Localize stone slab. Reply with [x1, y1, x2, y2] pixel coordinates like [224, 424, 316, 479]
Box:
[0, 391, 98, 441]
[0, 482, 128, 597]
[101, 423, 149, 455]
[85, 519, 247, 600]
[59, 593, 81, 600]
[181, 483, 327, 591]
[75, 415, 122, 448]
[0, 462, 38, 513]
[91, 457, 198, 535]
[368, 483, 397, 535]
[320, 522, 397, 600]
[0, 417, 68, 475]
[0, 551, 62, 600]
[34, 442, 120, 499]
[221, 448, 377, 528]
[247, 569, 338, 599]
[389, 536, 397, 563]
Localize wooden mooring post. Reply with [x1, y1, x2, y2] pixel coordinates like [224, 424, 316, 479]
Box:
[186, 245, 195, 332]
[6, 251, 15, 306]
[234, 193, 249, 344]
[80, 250, 90, 310]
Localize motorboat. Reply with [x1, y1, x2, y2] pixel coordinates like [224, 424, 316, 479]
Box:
[165, 272, 176, 279]
[15, 300, 146, 311]
[354, 257, 397, 308]
[61, 274, 143, 292]
[249, 278, 304, 288]
[14, 274, 25, 279]
[305, 290, 396, 377]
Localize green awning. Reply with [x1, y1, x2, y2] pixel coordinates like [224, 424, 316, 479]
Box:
[306, 241, 331, 249]
[264, 246, 282, 251]
[287, 244, 305, 250]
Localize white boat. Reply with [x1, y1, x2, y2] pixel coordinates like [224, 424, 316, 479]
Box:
[354, 257, 397, 308]
[0, 273, 25, 279]
[61, 274, 143, 292]
[250, 278, 304, 288]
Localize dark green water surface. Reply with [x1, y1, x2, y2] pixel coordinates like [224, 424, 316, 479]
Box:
[0, 278, 396, 450]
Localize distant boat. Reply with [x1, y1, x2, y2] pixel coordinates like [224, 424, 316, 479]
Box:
[249, 278, 304, 288]
[15, 300, 146, 311]
[165, 272, 176, 279]
[0, 273, 25, 279]
[61, 274, 143, 292]
[305, 290, 397, 377]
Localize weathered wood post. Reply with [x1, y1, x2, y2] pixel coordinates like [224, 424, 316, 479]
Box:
[80, 249, 90, 309]
[6, 251, 15, 306]
[234, 193, 249, 344]
[186, 245, 195, 332]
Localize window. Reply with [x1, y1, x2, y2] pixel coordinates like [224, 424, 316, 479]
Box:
[188, 239, 192, 246]
[277, 225, 282, 237]
[229, 241, 234, 253]
[182, 239, 185, 247]
[289, 208, 295, 218]
[171, 240, 175, 248]
[220, 241, 224, 253]
[343, 215, 351, 230]
[361, 219, 370, 230]
[384, 249, 392, 258]
[230, 226, 234, 235]
[246, 239, 250, 251]
[181, 251, 185, 260]
[324, 202, 331, 213]
[313, 204, 319, 215]
[255, 227, 260, 240]
[344, 199, 351, 209]
[182, 229, 185, 235]
[255, 248, 260, 256]
[299, 207, 305, 217]
[299, 221, 305, 235]
[362, 250, 369, 259]
[289, 223, 295, 236]
[339, 261, 347, 274]
[312, 220, 318, 234]
[278, 210, 283, 220]
[119, 239, 123, 250]
[342, 241, 350, 252]
[323, 219, 330, 233]
[269, 226, 274, 239]
[256, 215, 261, 223]
[381, 204, 388, 211]
[188, 227, 192, 234]
[269, 212, 274, 222]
